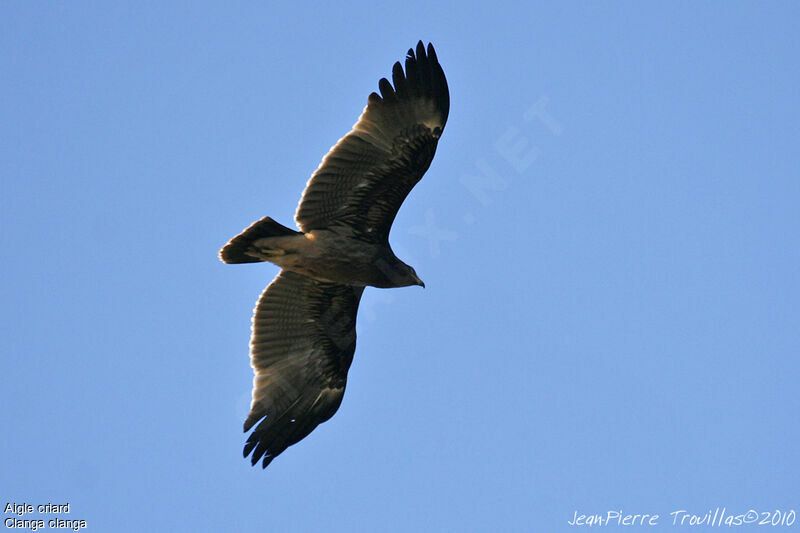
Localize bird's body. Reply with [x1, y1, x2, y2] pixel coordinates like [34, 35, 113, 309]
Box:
[221, 219, 421, 288]
[220, 41, 449, 468]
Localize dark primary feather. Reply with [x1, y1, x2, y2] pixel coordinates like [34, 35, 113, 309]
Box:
[243, 271, 364, 468]
[295, 41, 449, 241]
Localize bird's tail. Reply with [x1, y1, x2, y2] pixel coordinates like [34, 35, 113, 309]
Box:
[219, 216, 301, 264]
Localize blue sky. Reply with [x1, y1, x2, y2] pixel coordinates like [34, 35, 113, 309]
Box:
[2, 2, 798, 532]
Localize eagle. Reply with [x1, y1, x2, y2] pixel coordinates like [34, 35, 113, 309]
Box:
[220, 41, 449, 468]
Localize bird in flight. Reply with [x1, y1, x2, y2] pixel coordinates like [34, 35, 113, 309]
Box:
[220, 41, 449, 468]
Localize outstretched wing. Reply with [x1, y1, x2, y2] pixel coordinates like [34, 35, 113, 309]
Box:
[294, 41, 449, 242]
[243, 270, 364, 468]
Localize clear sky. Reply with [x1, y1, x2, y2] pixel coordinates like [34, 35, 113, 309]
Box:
[2, 2, 798, 532]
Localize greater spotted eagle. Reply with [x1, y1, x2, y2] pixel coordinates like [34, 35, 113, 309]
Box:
[220, 41, 449, 468]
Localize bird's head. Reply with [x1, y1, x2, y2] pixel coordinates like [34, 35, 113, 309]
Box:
[405, 265, 425, 288]
[376, 259, 425, 288]
[392, 263, 425, 288]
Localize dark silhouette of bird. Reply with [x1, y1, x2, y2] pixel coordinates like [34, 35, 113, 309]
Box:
[220, 41, 449, 468]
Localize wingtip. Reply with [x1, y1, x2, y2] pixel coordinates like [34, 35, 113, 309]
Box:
[416, 40, 426, 59]
[378, 77, 396, 101]
[243, 440, 255, 458]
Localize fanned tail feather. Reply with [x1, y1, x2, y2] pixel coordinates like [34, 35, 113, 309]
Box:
[219, 217, 300, 264]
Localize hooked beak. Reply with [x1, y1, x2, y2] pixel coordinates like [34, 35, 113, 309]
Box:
[414, 275, 425, 288]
